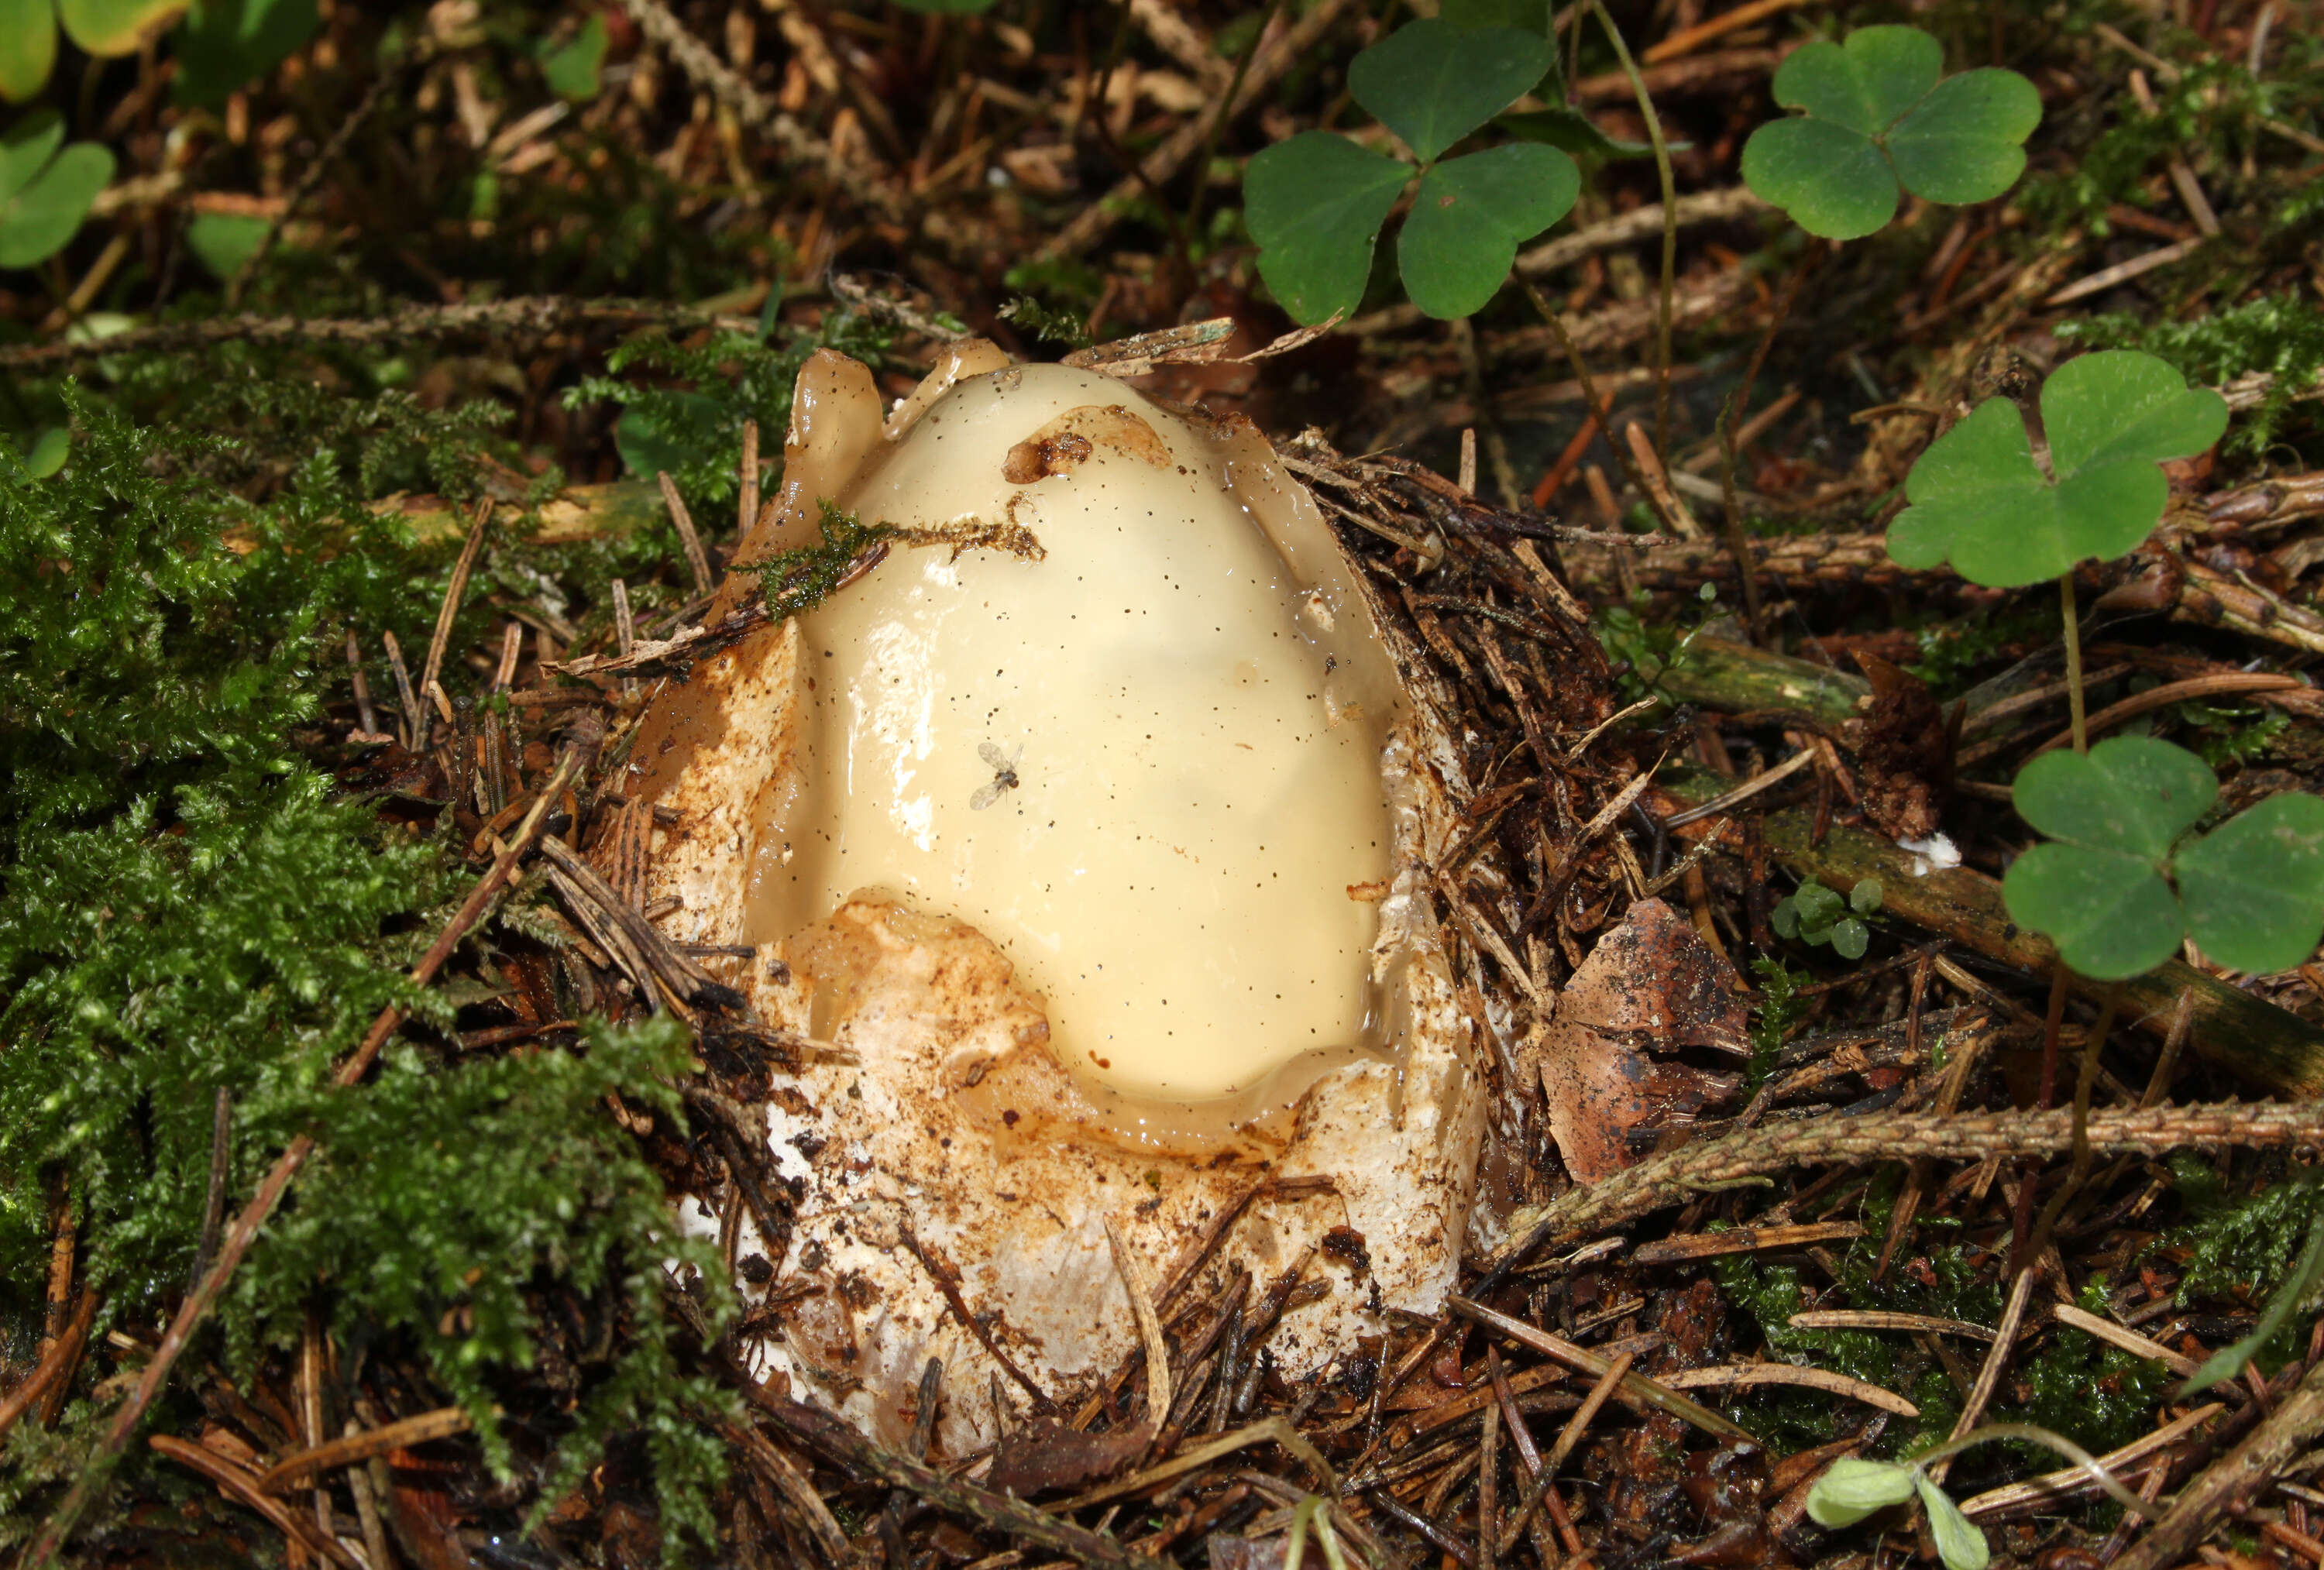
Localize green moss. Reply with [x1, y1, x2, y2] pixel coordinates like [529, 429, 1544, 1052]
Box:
[2061, 294, 2324, 459]
[566, 311, 895, 520]
[0, 348, 825, 1553]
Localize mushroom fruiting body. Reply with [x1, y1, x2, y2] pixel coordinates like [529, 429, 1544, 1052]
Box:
[626, 345, 1482, 1450]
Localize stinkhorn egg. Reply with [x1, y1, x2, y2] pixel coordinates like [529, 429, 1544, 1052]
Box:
[627, 343, 1481, 1449]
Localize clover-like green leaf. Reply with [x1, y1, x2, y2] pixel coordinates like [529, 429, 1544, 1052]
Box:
[2013, 737, 2218, 858]
[176, 0, 319, 108]
[0, 0, 59, 104]
[1740, 24, 2038, 241]
[1497, 106, 1659, 160]
[2003, 738, 2216, 980]
[537, 12, 608, 102]
[1441, 0, 1552, 32]
[1887, 351, 2229, 587]
[57, 0, 183, 55]
[2176, 792, 2324, 974]
[1806, 1458, 1918, 1527]
[1245, 132, 1411, 326]
[1348, 19, 1552, 164]
[1397, 143, 1577, 319]
[1915, 1475, 1990, 1570]
[1886, 67, 2043, 206]
[0, 112, 115, 270]
[185, 210, 266, 281]
[0, 106, 63, 205]
[2003, 841, 2182, 980]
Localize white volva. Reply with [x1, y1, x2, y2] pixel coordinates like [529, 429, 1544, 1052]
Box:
[751, 363, 1401, 1112]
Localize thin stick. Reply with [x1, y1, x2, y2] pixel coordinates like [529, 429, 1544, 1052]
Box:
[1487, 1101, 2324, 1273]
[1519, 277, 1654, 503]
[1590, 0, 1679, 455]
[1926, 1264, 2038, 1489]
[1497, 1350, 1634, 1552]
[0, 1287, 98, 1445]
[1717, 246, 1818, 643]
[656, 471, 716, 596]
[346, 631, 379, 737]
[26, 758, 578, 1568]
[737, 419, 761, 545]
[189, 1087, 231, 1293]
[382, 630, 418, 750]
[2061, 572, 2089, 754]
[259, 1407, 475, 1493]
[418, 500, 491, 719]
[1185, 0, 1286, 240]
[610, 579, 639, 702]
[1103, 1214, 1174, 1424]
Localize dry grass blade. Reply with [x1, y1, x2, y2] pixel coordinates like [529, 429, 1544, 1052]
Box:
[417, 499, 491, 716]
[1054, 1417, 1337, 1513]
[148, 1435, 363, 1570]
[1452, 1298, 1753, 1442]
[257, 1405, 475, 1493]
[1103, 1214, 1173, 1425]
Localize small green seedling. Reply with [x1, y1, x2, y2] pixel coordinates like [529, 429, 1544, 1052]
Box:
[2003, 735, 2324, 980]
[1741, 25, 2040, 241]
[1772, 876, 1881, 960]
[1888, 351, 2229, 589]
[1244, 18, 1578, 323]
[0, 109, 113, 270]
[1809, 1457, 1985, 1570]
[1808, 1423, 2164, 1570]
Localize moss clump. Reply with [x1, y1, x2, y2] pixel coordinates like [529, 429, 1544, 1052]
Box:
[0, 376, 741, 1553]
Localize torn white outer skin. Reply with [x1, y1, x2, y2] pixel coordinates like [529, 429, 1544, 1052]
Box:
[638, 346, 1483, 1454]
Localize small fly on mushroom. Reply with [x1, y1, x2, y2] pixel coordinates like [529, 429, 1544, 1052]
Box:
[968, 740, 1022, 810]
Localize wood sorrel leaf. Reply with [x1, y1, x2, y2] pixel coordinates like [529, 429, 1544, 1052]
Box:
[1886, 351, 2229, 587]
[2003, 738, 2217, 980]
[1397, 143, 1578, 319]
[1805, 1458, 1917, 1527]
[0, 0, 58, 104]
[1741, 24, 2037, 241]
[0, 115, 114, 270]
[1914, 1475, 1991, 1570]
[2175, 791, 2324, 975]
[177, 0, 321, 108]
[2013, 737, 2217, 860]
[1348, 19, 1552, 164]
[57, 0, 184, 56]
[1245, 132, 1412, 326]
